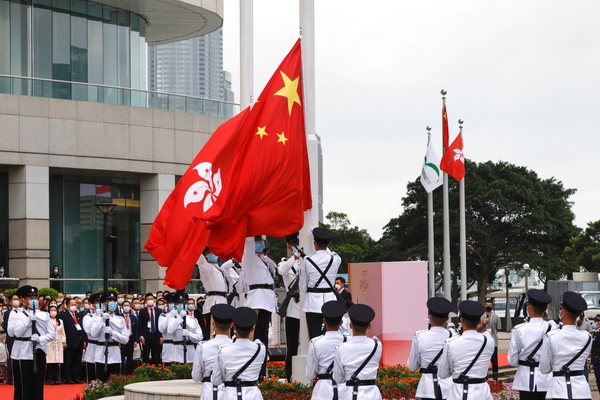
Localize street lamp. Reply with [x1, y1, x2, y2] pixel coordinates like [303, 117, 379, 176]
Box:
[523, 263, 530, 293]
[505, 268, 512, 331]
[95, 203, 116, 294]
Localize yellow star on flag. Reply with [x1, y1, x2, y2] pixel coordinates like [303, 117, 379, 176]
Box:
[274, 71, 301, 115]
[276, 132, 288, 146]
[255, 126, 268, 139]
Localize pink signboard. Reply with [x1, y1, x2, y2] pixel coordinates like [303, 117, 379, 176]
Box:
[348, 261, 428, 366]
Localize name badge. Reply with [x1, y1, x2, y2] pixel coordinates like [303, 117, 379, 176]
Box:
[147, 322, 152, 329]
[75, 323, 82, 331]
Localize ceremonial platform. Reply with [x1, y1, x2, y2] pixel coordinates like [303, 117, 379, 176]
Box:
[100, 379, 202, 400]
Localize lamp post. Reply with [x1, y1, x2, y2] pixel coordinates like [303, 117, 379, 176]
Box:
[95, 203, 116, 294]
[505, 267, 512, 331]
[523, 263, 530, 293]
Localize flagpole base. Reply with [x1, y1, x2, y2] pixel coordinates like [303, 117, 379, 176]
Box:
[291, 354, 310, 384]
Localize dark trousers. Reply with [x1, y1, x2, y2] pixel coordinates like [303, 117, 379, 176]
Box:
[13, 349, 47, 400]
[593, 363, 600, 392]
[95, 362, 121, 382]
[254, 309, 271, 347]
[142, 334, 162, 364]
[491, 346, 499, 379]
[284, 316, 299, 382]
[86, 362, 97, 383]
[519, 391, 547, 400]
[6, 338, 14, 384]
[121, 337, 135, 374]
[202, 313, 212, 339]
[306, 312, 324, 339]
[47, 363, 60, 383]
[63, 346, 83, 382]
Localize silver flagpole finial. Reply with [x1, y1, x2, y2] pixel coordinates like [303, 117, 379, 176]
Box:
[441, 89, 447, 97]
[426, 126, 431, 132]
[458, 119, 464, 127]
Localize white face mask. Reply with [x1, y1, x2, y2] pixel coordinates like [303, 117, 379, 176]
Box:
[335, 284, 342, 290]
[12, 300, 19, 307]
[117, 298, 124, 305]
[133, 304, 140, 310]
[146, 299, 155, 307]
[70, 305, 78, 313]
[50, 311, 57, 317]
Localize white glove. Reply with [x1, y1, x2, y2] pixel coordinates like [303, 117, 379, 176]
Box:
[181, 329, 190, 338]
[95, 309, 103, 316]
[170, 309, 178, 317]
[102, 313, 111, 321]
[180, 310, 187, 317]
[104, 327, 113, 335]
[30, 334, 40, 342]
[29, 313, 37, 322]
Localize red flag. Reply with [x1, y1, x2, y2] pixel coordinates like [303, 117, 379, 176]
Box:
[442, 104, 449, 152]
[145, 39, 312, 289]
[440, 133, 465, 181]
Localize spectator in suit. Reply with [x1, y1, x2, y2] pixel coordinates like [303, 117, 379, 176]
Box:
[120, 300, 139, 374]
[0, 266, 7, 278]
[335, 277, 353, 308]
[138, 293, 163, 364]
[50, 265, 62, 292]
[58, 298, 86, 383]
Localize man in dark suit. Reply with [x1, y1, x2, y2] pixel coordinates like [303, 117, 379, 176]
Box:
[120, 300, 139, 374]
[59, 298, 86, 383]
[335, 277, 353, 308]
[138, 293, 163, 364]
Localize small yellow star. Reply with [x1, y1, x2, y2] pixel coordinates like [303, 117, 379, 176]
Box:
[276, 132, 288, 146]
[255, 126, 268, 139]
[274, 71, 301, 115]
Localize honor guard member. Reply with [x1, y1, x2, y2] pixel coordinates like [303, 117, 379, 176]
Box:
[333, 304, 382, 400]
[166, 291, 203, 364]
[159, 292, 177, 364]
[82, 292, 102, 382]
[300, 227, 342, 339]
[438, 300, 495, 400]
[277, 232, 302, 382]
[222, 258, 247, 308]
[508, 289, 554, 400]
[7, 285, 56, 400]
[242, 236, 277, 347]
[212, 307, 268, 400]
[92, 292, 128, 381]
[192, 304, 235, 400]
[307, 300, 348, 400]
[199, 248, 230, 339]
[408, 297, 455, 400]
[540, 291, 592, 400]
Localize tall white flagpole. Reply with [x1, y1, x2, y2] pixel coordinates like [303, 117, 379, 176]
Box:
[441, 90, 451, 301]
[426, 126, 435, 297]
[240, 0, 253, 108]
[458, 120, 467, 301]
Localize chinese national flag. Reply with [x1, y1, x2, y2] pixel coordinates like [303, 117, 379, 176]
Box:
[145, 39, 312, 289]
[442, 104, 450, 152]
[440, 133, 465, 181]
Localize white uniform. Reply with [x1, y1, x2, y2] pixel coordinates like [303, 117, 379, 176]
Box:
[91, 313, 128, 364]
[222, 259, 248, 308]
[338, 314, 352, 338]
[7, 309, 56, 359]
[407, 326, 455, 399]
[508, 317, 554, 393]
[539, 325, 592, 400]
[307, 331, 348, 400]
[438, 330, 495, 400]
[212, 338, 267, 400]
[159, 310, 176, 363]
[333, 336, 382, 400]
[166, 310, 203, 363]
[192, 334, 232, 400]
[300, 249, 341, 313]
[242, 238, 277, 313]
[82, 311, 101, 363]
[199, 255, 229, 313]
[277, 256, 301, 319]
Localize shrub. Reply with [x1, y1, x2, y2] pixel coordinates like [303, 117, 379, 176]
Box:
[38, 287, 58, 299]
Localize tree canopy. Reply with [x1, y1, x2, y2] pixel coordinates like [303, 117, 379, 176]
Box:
[563, 220, 600, 272]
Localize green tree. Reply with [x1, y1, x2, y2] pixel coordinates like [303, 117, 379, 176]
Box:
[563, 220, 600, 271]
[373, 160, 578, 303]
[321, 212, 375, 273]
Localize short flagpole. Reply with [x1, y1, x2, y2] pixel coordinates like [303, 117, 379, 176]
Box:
[426, 126, 435, 298]
[240, 0, 253, 109]
[458, 120, 467, 301]
[441, 90, 451, 302]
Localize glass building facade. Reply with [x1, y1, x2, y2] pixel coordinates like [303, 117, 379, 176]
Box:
[0, 172, 7, 270]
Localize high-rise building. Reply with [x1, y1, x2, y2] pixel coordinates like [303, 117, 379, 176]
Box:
[148, 28, 234, 102]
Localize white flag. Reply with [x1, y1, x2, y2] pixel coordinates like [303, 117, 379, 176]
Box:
[420, 140, 443, 193]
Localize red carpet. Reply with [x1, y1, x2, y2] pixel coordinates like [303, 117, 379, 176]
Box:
[0, 382, 85, 400]
[493, 353, 509, 368]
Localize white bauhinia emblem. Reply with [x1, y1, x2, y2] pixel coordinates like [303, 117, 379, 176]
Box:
[183, 162, 222, 212]
[452, 149, 464, 163]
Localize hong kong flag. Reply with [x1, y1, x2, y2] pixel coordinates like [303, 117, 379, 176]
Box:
[145, 39, 312, 289]
[440, 133, 465, 181]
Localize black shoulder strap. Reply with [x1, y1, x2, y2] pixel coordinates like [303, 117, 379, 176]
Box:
[526, 324, 552, 362]
[350, 339, 379, 381]
[231, 343, 262, 381]
[306, 255, 335, 289]
[561, 335, 592, 372]
[459, 335, 487, 379]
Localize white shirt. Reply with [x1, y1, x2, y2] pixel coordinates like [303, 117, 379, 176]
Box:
[212, 338, 267, 400]
[242, 237, 277, 313]
[333, 336, 382, 400]
[7, 309, 56, 359]
[221, 259, 247, 308]
[539, 324, 592, 400]
[407, 326, 455, 399]
[198, 254, 229, 314]
[438, 330, 495, 400]
[307, 331, 348, 400]
[82, 311, 101, 363]
[192, 334, 232, 400]
[91, 313, 129, 364]
[166, 311, 203, 363]
[300, 249, 341, 313]
[277, 256, 301, 319]
[508, 317, 554, 392]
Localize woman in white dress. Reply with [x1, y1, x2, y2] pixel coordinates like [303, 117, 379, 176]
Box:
[46, 305, 66, 384]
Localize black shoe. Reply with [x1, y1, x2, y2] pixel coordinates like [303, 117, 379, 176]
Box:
[74, 379, 85, 384]
[64, 380, 74, 384]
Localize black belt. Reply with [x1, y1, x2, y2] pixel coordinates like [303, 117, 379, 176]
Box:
[15, 337, 31, 341]
[452, 377, 486, 384]
[420, 366, 439, 373]
[207, 291, 227, 297]
[87, 340, 99, 345]
[307, 287, 333, 293]
[163, 340, 183, 345]
[224, 381, 257, 387]
[248, 284, 274, 291]
[519, 360, 540, 367]
[202, 377, 211, 382]
[97, 341, 120, 346]
[519, 359, 540, 392]
[553, 370, 584, 377]
[317, 373, 333, 379]
[346, 379, 377, 386]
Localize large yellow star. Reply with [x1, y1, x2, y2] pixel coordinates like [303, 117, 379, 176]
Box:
[276, 132, 288, 146]
[274, 71, 301, 115]
[255, 126, 268, 139]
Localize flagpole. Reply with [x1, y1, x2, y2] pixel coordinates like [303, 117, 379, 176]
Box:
[426, 126, 435, 297]
[441, 90, 451, 302]
[240, 0, 253, 108]
[459, 120, 467, 301]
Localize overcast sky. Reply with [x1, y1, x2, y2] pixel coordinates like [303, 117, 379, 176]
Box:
[221, 1, 600, 240]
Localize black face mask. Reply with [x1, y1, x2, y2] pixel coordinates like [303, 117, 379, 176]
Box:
[485, 306, 493, 312]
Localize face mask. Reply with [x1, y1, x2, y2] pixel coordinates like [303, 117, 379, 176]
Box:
[176, 304, 184, 312]
[53, 269, 58, 273]
[50, 311, 57, 317]
[187, 304, 195, 311]
[107, 302, 117, 312]
[255, 241, 265, 253]
[0, 269, 4, 273]
[485, 306, 493, 312]
[12, 300, 20, 307]
[123, 306, 131, 313]
[157, 305, 165, 310]
[84, 304, 90, 310]
[100, 304, 106, 311]
[133, 304, 140, 310]
[335, 284, 342, 290]
[69, 305, 77, 313]
[29, 299, 39, 309]
[117, 298, 124, 305]
[140, 304, 145, 309]
[168, 303, 175, 311]
[146, 300, 155, 307]
[207, 253, 219, 263]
